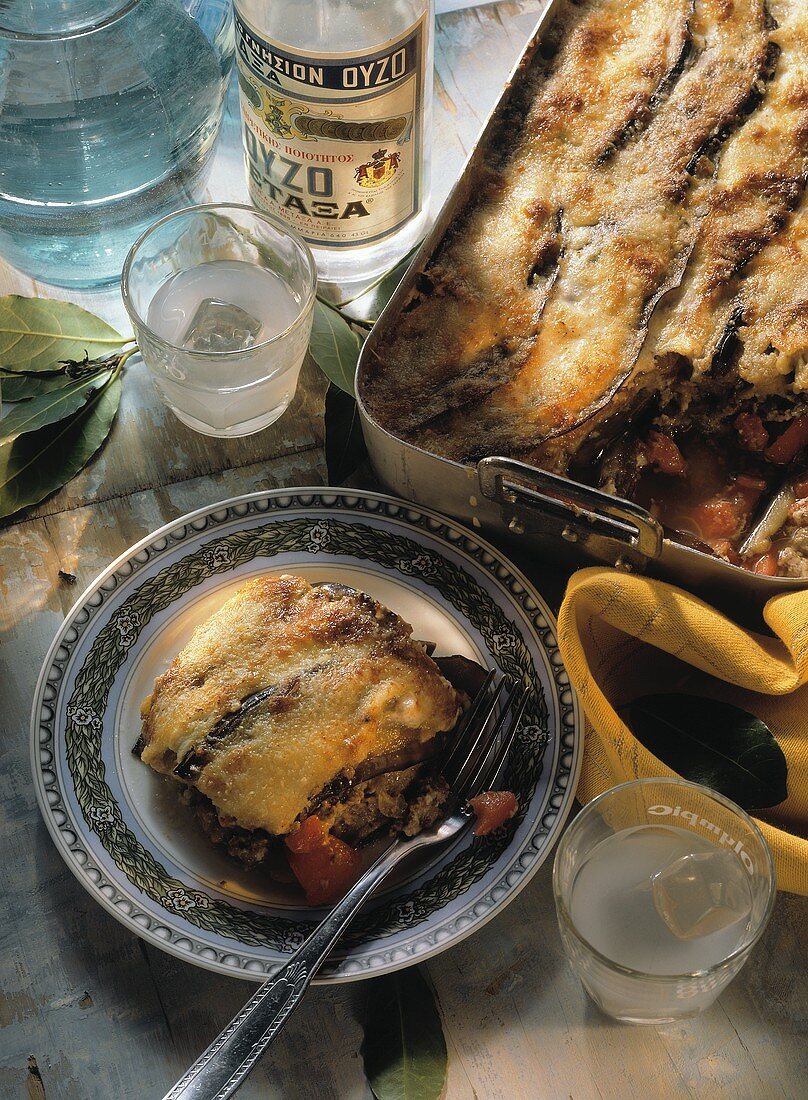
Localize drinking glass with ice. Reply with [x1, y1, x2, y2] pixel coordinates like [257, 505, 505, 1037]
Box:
[553, 778, 776, 1023]
[122, 205, 317, 437]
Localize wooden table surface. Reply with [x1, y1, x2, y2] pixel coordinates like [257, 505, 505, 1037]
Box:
[1, 3, 806, 1098]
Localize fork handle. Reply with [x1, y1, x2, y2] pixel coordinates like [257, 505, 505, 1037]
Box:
[161, 840, 402, 1100]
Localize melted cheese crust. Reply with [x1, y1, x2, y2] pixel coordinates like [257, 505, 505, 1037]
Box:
[140, 576, 461, 836]
[735, 196, 808, 393]
[534, 0, 808, 472]
[363, 0, 808, 469]
[635, 0, 808, 382]
[364, 0, 695, 437]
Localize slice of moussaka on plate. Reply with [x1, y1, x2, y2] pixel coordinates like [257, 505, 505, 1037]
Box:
[136, 575, 466, 903]
[361, 0, 808, 575]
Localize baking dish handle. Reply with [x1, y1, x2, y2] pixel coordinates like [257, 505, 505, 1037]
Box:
[478, 456, 664, 568]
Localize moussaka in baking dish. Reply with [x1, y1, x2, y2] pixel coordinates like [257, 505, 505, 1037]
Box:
[136, 575, 466, 902]
[362, 0, 808, 575]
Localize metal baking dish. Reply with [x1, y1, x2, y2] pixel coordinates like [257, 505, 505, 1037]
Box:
[355, 0, 805, 617]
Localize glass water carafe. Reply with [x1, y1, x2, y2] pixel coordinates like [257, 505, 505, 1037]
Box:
[0, 0, 234, 287]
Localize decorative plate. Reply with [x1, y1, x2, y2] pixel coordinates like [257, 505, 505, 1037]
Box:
[32, 489, 581, 982]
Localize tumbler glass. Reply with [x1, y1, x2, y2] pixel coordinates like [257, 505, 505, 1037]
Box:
[553, 778, 776, 1023]
[122, 203, 317, 437]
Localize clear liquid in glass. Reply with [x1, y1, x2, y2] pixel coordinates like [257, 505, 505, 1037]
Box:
[569, 825, 753, 976]
[145, 258, 305, 435]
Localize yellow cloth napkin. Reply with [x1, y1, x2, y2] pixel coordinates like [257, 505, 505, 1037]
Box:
[557, 566, 808, 895]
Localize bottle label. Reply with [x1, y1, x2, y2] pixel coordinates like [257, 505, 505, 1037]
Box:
[234, 8, 426, 249]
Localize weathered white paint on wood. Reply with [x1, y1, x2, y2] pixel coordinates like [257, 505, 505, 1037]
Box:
[1, 3, 806, 1098]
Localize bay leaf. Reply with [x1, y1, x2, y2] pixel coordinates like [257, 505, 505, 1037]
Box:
[0, 369, 73, 402]
[340, 245, 420, 325]
[0, 375, 122, 521]
[309, 300, 363, 395]
[325, 382, 367, 484]
[0, 295, 128, 372]
[625, 693, 788, 810]
[362, 968, 448, 1100]
[0, 371, 111, 447]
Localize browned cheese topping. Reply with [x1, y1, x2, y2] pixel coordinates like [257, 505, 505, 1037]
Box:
[361, 0, 808, 476]
[139, 575, 462, 836]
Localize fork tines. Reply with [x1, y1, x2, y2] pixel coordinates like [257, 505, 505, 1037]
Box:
[442, 675, 527, 804]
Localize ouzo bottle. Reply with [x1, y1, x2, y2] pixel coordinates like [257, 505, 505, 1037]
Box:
[233, 0, 434, 297]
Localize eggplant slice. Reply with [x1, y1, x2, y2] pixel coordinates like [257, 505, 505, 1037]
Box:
[362, 0, 696, 436]
[155, 652, 490, 866]
[136, 574, 470, 854]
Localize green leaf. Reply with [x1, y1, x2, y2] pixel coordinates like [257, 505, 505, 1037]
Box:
[0, 295, 127, 372]
[1, 348, 122, 400]
[362, 968, 448, 1100]
[0, 375, 122, 521]
[0, 371, 111, 447]
[340, 245, 420, 325]
[325, 383, 367, 484]
[0, 369, 73, 402]
[309, 300, 363, 394]
[625, 693, 788, 810]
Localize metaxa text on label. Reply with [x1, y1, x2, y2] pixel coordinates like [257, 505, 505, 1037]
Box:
[648, 804, 756, 874]
[234, 9, 425, 248]
[243, 128, 371, 223]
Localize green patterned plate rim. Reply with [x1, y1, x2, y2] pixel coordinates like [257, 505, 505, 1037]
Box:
[32, 488, 582, 982]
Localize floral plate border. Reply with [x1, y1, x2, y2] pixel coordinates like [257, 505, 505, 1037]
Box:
[32, 489, 582, 981]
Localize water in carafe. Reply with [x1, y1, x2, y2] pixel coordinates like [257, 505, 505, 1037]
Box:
[0, 0, 234, 287]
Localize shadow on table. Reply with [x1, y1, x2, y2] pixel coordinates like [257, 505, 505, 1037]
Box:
[17, 817, 369, 1100]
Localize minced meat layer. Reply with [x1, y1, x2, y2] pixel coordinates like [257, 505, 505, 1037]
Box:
[180, 764, 450, 872]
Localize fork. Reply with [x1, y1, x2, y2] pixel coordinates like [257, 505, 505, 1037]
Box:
[162, 673, 527, 1100]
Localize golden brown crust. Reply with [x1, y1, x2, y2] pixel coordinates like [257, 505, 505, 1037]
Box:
[531, 0, 808, 473]
[397, 0, 770, 462]
[362, 0, 695, 438]
[361, 0, 808, 473]
[734, 197, 808, 393]
[139, 576, 461, 836]
[635, 0, 808, 381]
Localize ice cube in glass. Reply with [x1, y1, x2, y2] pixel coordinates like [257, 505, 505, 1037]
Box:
[651, 849, 753, 940]
[182, 297, 264, 353]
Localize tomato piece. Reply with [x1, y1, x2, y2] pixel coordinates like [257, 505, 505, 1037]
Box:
[643, 431, 688, 476]
[468, 791, 518, 836]
[735, 412, 769, 452]
[691, 498, 741, 540]
[688, 472, 766, 545]
[734, 473, 768, 493]
[731, 474, 767, 515]
[751, 552, 779, 576]
[285, 814, 326, 854]
[765, 415, 808, 465]
[285, 817, 364, 905]
[712, 539, 742, 566]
